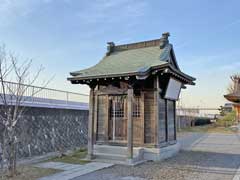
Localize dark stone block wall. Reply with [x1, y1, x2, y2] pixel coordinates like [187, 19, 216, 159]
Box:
[0, 106, 88, 159]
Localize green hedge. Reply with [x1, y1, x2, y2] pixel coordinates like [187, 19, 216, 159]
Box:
[194, 117, 211, 126]
[216, 111, 236, 127]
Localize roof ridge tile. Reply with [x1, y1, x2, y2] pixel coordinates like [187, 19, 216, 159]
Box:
[114, 39, 161, 52]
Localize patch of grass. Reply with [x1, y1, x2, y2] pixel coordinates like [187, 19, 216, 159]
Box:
[180, 111, 238, 134]
[216, 111, 236, 127]
[48, 148, 90, 165]
[145, 144, 155, 148]
[0, 166, 60, 180]
[180, 124, 236, 134]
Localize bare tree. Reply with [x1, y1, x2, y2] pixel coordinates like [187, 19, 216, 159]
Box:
[227, 82, 235, 94]
[227, 74, 240, 94]
[0, 45, 51, 176]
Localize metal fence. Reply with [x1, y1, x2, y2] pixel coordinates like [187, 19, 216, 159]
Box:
[0, 81, 89, 110]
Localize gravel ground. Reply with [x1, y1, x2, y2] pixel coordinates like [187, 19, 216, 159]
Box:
[74, 150, 240, 180]
[73, 133, 240, 180]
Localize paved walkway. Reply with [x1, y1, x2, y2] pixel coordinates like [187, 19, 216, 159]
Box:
[179, 132, 240, 154]
[180, 132, 240, 180]
[34, 162, 113, 180]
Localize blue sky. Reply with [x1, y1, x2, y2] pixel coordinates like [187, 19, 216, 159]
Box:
[0, 0, 240, 108]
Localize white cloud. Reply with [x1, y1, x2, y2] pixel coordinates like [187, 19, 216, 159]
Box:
[42, 0, 53, 3]
[175, 41, 189, 50]
[184, 48, 240, 70]
[76, 0, 148, 24]
[223, 18, 240, 31]
[115, 37, 133, 44]
[0, 0, 35, 27]
[0, 0, 66, 27]
[217, 61, 240, 71]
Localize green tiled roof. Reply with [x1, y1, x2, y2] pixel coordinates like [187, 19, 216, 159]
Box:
[70, 44, 172, 78]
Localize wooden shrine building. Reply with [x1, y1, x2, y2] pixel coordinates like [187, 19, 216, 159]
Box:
[68, 32, 195, 163]
[224, 75, 240, 122]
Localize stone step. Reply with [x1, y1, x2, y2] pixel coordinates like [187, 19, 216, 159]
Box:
[94, 145, 128, 156]
[93, 157, 128, 165]
[94, 152, 127, 161]
[93, 145, 146, 165]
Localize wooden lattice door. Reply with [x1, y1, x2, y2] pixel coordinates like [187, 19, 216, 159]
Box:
[108, 94, 144, 144]
[108, 95, 127, 141]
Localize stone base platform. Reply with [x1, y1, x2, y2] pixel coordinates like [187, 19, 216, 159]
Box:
[93, 143, 180, 165]
[143, 143, 180, 161]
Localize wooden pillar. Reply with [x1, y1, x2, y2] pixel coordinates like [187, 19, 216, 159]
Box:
[140, 92, 145, 145]
[93, 94, 98, 143]
[154, 75, 160, 147]
[174, 101, 177, 140]
[234, 104, 240, 122]
[127, 88, 133, 160]
[113, 99, 116, 141]
[87, 88, 95, 159]
[104, 95, 109, 141]
[165, 100, 168, 142]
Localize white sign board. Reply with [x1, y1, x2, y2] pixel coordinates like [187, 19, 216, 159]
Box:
[164, 78, 182, 100]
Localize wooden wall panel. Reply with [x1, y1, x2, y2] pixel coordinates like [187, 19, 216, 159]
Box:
[133, 95, 144, 145]
[96, 95, 107, 141]
[144, 91, 155, 144]
[158, 97, 167, 144]
[167, 100, 175, 142]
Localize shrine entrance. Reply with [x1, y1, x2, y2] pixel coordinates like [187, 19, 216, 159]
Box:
[108, 94, 144, 145]
[108, 95, 127, 142]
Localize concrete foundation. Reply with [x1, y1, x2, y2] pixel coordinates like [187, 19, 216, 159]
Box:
[93, 143, 180, 165]
[143, 143, 180, 161]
